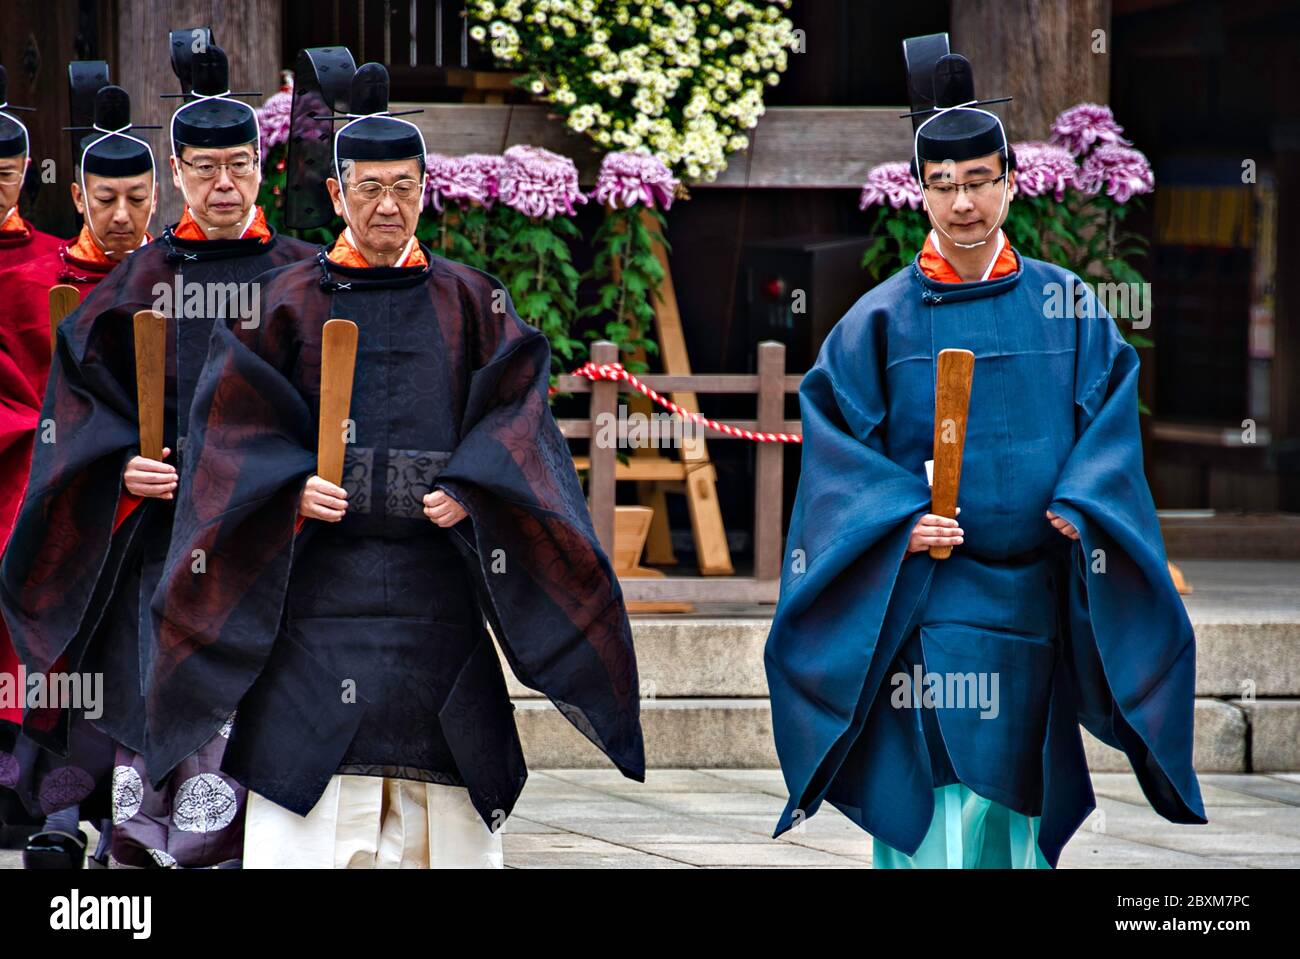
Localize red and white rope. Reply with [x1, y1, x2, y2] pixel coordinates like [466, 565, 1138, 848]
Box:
[568, 360, 803, 444]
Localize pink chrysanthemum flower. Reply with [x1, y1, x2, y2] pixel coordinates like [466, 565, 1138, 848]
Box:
[423, 153, 460, 211]
[498, 145, 588, 219]
[1049, 103, 1132, 157]
[1076, 143, 1155, 204]
[256, 90, 293, 154]
[1010, 141, 1078, 202]
[425, 154, 507, 211]
[591, 151, 679, 210]
[858, 161, 924, 211]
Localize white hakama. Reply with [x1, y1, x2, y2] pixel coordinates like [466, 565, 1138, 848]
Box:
[243, 774, 503, 868]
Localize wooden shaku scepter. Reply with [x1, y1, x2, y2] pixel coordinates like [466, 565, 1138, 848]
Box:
[132, 309, 167, 461]
[930, 348, 975, 560]
[317, 319, 359, 486]
[48, 285, 80, 356]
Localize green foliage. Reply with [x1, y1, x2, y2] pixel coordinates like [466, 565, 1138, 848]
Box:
[484, 207, 584, 374]
[579, 205, 665, 373]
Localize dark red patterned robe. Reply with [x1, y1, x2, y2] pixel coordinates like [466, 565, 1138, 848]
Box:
[148, 246, 645, 832]
[0, 219, 316, 865]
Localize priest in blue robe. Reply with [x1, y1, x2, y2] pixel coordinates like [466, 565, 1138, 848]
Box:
[763, 35, 1206, 869]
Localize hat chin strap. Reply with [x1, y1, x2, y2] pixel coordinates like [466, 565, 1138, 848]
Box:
[171, 89, 261, 236]
[80, 123, 157, 253]
[914, 100, 1010, 250]
[923, 174, 1009, 250]
[333, 111, 429, 231]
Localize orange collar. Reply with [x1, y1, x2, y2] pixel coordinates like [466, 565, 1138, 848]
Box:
[327, 229, 428, 269]
[918, 229, 1018, 284]
[173, 205, 272, 242]
[64, 224, 152, 266]
[0, 207, 30, 239]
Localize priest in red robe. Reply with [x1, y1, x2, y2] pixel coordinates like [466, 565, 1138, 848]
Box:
[0, 81, 157, 868]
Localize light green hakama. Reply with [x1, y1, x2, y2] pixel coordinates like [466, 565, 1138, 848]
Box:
[872, 783, 1052, 869]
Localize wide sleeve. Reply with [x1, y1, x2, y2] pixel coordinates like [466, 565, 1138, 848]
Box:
[144, 302, 317, 787]
[1047, 292, 1206, 825]
[0, 289, 150, 677]
[763, 302, 934, 837]
[433, 270, 645, 783]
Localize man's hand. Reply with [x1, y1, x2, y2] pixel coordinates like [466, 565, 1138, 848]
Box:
[1046, 509, 1080, 540]
[124, 447, 177, 499]
[908, 509, 963, 554]
[423, 489, 467, 528]
[300, 475, 348, 522]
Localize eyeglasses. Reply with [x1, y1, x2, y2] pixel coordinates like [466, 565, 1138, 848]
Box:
[923, 173, 1007, 199]
[348, 179, 422, 203]
[0, 170, 24, 186]
[179, 155, 259, 179]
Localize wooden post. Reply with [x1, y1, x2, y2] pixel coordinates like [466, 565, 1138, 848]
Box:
[588, 340, 619, 557]
[605, 205, 677, 566]
[951, 0, 1111, 142]
[754, 341, 785, 585]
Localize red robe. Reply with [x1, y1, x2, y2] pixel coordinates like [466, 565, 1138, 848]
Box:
[0, 226, 123, 725]
[0, 209, 64, 273]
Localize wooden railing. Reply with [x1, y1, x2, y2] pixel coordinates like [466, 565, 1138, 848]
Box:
[556, 340, 803, 604]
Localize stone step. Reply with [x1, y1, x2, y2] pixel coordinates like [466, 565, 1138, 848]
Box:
[502, 610, 1300, 699]
[1161, 514, 1300, 560]
[501, 618, 771, 700]
[512, 695, 1300, 774]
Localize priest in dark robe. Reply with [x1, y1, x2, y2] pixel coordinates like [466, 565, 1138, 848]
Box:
[148, 61, 644, 868]
[0, 65, 63, 272]
[0, 40, 317, 869]
[763, 36, 1205, 868]
[0, 76, 158, 868]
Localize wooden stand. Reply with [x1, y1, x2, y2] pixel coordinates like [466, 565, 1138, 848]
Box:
[599, 209, 734, 576]
[614, 506, 692, 614]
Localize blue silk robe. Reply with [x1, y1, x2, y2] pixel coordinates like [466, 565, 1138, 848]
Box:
[764, 249, 1207, 867]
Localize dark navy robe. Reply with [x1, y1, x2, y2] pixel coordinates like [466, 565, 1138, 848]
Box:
[147, 245, 645, 830]
[764, 249, 1206, 867]
[0, 224, 316, 750]
[0, 223, 315, 858]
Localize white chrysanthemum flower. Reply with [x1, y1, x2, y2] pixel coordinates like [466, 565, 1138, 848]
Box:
[469, 0, 797, 181]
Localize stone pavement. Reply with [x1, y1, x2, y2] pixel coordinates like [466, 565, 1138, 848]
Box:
[5, 769, 1297, 869]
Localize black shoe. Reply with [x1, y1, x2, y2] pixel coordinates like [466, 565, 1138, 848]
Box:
[22, 829, 89, 869]
[0, 823, 41, 849]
